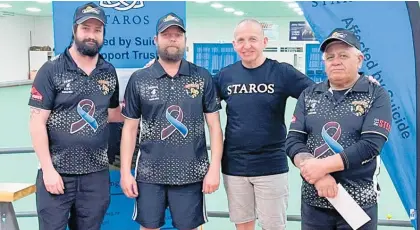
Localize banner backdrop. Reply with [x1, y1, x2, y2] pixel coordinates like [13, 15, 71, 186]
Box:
[52, 1, 185, 69]
[299, 1, 419, 228]
[52, 1, 186, 229]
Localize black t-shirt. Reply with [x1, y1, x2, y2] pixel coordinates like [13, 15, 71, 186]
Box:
[28, 48, 119, 174]
[214, 58, 314, 177]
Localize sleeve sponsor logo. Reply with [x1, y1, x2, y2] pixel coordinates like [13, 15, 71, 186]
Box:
[30, 86, 43, 101]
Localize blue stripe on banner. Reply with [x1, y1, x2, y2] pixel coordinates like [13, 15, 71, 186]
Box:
[299, 1, 418, 228]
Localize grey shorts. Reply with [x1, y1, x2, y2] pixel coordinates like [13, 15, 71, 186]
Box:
[223, 173, 289, 230]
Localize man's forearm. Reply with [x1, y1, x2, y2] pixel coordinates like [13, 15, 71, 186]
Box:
[30, 122, 54, 171]
[208, 125, 223, 169]
[323, 153, 345, 173]
[293, 152, 314, 169]
[120, 125, 138, 175]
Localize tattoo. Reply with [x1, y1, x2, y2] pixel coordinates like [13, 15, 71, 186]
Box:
[294, 152, 314, 165]
[30, 108, 41, 119]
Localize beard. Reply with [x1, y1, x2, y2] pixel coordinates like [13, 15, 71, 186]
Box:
[157, 45, 184, 62]
[74, 37, 103, 57]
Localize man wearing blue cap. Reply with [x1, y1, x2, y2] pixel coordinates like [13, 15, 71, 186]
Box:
[120, 12, 223, 230]
[286, 28, 392, 229]
[28, 2, 123, 230]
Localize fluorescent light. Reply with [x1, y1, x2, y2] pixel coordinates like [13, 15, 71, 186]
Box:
[0, 3, 12, 8]
[211, 3, 223, 8]
[288, 3, 299, 8]
[223, 7, 235, 12]
[298, 11, 304, 15]
[234, 11, 244, 16]
[26, 7, 41, 12]
[293, 7, 301, 12]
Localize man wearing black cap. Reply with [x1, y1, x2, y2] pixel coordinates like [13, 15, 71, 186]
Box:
[28, 2, 122, 230]
[286, 28, 392, 229]
[120, 12, 223, 230]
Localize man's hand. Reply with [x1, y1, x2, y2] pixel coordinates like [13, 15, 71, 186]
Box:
[120, 173, 138, 198]
[314, 174, 338, 198]
[142, 59, 155, 69]
[43, 167, 65, 195]
[202, 165, 220, 194]
[300, 158, 327, 184]
[366, 75, 380, 85]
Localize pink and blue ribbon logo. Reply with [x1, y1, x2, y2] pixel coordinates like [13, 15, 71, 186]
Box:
[70, 99, 98, 134]
[161, 105, 188, 140]
[313, 121, 343, 158]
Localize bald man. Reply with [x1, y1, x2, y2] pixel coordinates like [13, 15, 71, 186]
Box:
[212, 19, 314, 230]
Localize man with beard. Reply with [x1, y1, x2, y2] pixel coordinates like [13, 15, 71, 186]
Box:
[28, 2, 123, 230]
[119, 12, 223, 230]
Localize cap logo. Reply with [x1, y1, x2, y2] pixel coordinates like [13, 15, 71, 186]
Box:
[163, 15, 179, 22]
[331, 32, 347, 39]
[82, 6, 100, 14]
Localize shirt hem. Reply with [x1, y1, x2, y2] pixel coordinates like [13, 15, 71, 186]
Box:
[302, 199, 378, 210]
[221, 168, 289, 177]
[49, 166, 109, 175]
[136, 178, 205, 186]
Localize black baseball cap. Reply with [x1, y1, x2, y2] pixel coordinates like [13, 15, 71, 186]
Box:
[156, 12, 186, 34]
[320, 28, 361, 52]
[73, 2, 106, 25]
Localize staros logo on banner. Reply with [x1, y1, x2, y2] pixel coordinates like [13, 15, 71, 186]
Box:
[52, 1, 186, 69]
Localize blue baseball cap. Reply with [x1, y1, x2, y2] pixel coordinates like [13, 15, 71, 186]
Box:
[156, 12, 186, 34]
[320, 28, 361, 52]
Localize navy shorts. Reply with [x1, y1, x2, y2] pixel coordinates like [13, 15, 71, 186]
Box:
[36, 169, 110, 230]
[301, 202, 378, 230]
[133, 181, 207, 229]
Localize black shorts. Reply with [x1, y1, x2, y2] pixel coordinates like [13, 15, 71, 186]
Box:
[36, 169, 110, 230]
[133, 181, 207, 230]
[301, 201, 378, 230]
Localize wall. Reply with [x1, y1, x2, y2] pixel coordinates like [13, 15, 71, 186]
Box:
[0, 15, 53, 84]
[185, 16, 319, 72]
[0, 14, 312, 84]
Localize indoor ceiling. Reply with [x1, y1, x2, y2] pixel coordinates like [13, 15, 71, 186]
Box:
[0, 1, 52, 17]
[187, 1, 301, 18]
[0, 1, 302, 18]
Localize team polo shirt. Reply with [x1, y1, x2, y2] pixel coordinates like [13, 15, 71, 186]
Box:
[28, 47, 120, 175]
[288, 76, 391, 209]
[214, 58, 314, 177]
[121, 59, 221, 185]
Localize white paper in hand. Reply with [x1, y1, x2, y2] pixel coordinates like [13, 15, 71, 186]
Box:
[327, 183, 371, 230]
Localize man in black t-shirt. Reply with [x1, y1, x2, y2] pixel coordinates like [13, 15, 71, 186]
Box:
[28, 3, 123, 230]
[213, 19, 314, 230]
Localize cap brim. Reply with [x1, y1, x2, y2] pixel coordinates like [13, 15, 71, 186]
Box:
[319, 37, 355, 52]
[76, 16, 104, 25]
[158, 23, 186, 33]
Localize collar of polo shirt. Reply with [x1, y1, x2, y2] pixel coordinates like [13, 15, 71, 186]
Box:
[151, 59, 191, 78]
[63, 47, 109, 71]
[314, 74, 370, 93]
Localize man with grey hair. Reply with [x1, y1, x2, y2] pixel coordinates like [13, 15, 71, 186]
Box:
[286, 28, 391, 229]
